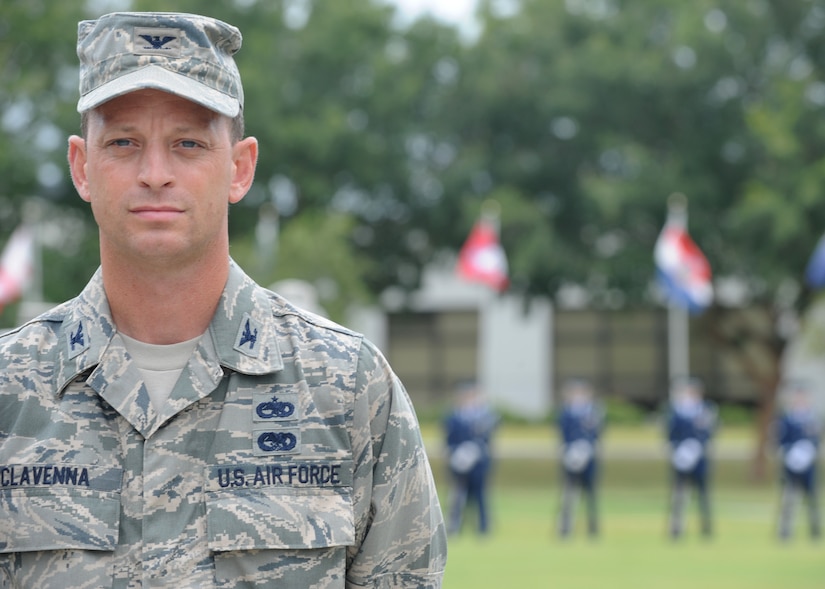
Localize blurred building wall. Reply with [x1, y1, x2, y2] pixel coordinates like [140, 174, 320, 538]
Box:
[347, 263, 764, 420]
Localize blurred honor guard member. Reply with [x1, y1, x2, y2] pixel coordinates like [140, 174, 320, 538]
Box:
[666, 377, 717, 539]
[556, 379, 604, 538]
[444, 381, 499, 536]
[775, 382, 822, 541]
[0, 12, 446, 588]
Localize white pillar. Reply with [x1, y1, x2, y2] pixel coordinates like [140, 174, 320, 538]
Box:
[479, 295, 553, 417]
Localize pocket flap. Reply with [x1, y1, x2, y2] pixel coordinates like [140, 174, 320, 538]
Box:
[0, 487, 120, 552]
[206, 487, 355, 551]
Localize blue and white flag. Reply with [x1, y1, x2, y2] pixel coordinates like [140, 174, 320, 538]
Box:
[804, 234, 825, 289]
[654, 217, 713, 314]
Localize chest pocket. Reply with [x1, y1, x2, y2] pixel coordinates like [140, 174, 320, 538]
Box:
[0, 466, 121, 589]
[205, 462, 355, 587]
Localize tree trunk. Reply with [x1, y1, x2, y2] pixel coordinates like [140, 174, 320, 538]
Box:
[701, 305, 785, 482]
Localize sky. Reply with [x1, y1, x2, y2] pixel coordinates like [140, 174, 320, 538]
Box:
[86, 0, 486, 40]
[388, 0, 478, 24]
[384, 0, 481, 39]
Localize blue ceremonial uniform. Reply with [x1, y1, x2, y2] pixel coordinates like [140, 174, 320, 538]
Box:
[666, 396, 717, 539]
[776, 407, 821, 540]
[444, 395, 499, 535]
[557, 398, 603, 538]
[560, 403, 602, 485]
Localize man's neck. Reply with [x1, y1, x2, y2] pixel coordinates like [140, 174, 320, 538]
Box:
[100, 251, 229, 344]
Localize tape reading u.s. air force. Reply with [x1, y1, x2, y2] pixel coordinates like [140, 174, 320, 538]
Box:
[0, 464, 122, 491]
[208, 460, 353, 490]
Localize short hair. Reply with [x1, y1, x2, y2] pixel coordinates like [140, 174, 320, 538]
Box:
[670, 376, 704, 394]
[79, 109, 245, 143]
[561, 378, 595, 401]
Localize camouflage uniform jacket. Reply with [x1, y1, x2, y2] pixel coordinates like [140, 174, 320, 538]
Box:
[0, 262, 446, 588]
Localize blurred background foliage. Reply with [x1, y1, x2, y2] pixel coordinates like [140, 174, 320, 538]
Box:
[3, 0, 825, 320]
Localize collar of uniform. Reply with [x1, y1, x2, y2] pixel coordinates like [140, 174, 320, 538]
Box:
[53, 262, 283, 397]
[205, 260, 283, 375]
[53, 267, 118, 397]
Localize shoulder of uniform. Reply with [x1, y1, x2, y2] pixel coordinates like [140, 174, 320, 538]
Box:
[0, 300, 72, 343]
[0, 302, 75, 374]
[266, 288, 363, 340]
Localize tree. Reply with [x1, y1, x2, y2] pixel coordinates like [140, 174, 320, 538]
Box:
[5, 1, 825, 478]
[442, 0, 825, 478]
[2, 0, 468, 318]
[0, 1, 99, 314]
[131, 0, 469, 307]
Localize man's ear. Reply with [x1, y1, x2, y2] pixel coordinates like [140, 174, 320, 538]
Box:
[229, 136, 258, 205]
[68, 135, 91, 203]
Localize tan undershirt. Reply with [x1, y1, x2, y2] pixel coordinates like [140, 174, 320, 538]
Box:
[120, 332, 203, 410]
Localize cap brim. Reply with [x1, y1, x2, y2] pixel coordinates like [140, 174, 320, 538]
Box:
[77, 65, 240, 117]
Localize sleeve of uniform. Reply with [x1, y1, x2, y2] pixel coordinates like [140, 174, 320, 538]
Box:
[666, 410, 678, 445]
[699, 403, 718, 442]
[345, 340, 447, 588]
[775, 416, 788, 451]
[558, 409, 571, 443]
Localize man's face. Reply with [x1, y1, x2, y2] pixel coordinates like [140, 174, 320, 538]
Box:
[68, 89, 256, 267]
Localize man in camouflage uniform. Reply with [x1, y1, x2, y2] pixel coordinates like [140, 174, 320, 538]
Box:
[0, 12, 446, 588]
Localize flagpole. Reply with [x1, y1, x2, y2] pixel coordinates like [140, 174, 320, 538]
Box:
[480, 198, 501, 230]
[668, 301, 689, 382]
[667, 193, 690, 384]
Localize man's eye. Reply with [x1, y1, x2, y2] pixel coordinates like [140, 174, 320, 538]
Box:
[179, 140, 201, 149]
[111, 139, 132, 147]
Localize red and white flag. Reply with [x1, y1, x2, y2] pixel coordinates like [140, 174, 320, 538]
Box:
[457, 218, 509, 292]
[0, 225, 35, 307]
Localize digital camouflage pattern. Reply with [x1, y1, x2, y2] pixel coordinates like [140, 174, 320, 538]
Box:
[77, 12, 244, 117]
[0, 262, 447, 588]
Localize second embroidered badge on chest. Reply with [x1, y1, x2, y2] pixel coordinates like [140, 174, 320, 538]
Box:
[252, 388, 301, 456]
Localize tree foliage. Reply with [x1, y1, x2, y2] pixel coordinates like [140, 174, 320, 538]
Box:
[3, 0, 825, 321]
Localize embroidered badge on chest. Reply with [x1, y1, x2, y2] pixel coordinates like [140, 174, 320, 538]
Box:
[255, 430, 299, 453]
[255, 394, 296, 420]
[252, 389, 301, 456]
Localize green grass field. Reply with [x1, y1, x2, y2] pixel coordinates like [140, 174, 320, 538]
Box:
[427, 425, 825, 588]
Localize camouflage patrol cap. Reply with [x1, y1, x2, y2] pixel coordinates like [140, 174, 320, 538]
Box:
[76, 12, 243, 117]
